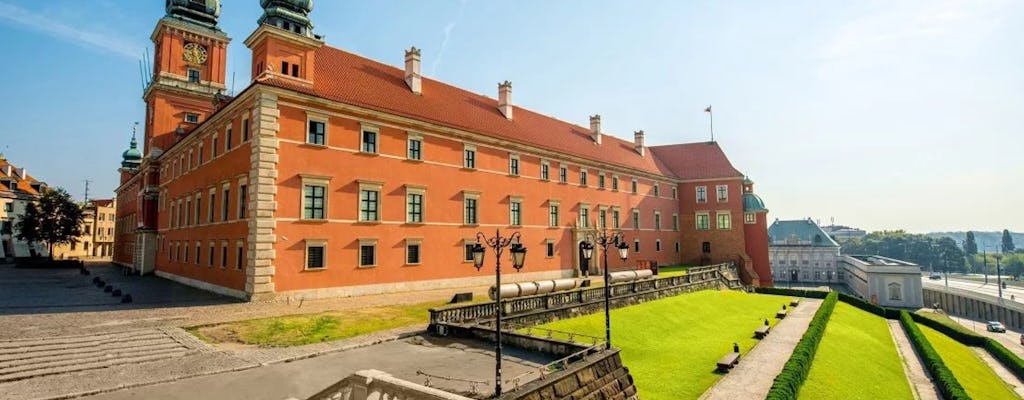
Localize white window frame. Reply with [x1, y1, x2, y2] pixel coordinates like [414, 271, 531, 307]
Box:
[696, 186, 707, 203]
[545, 238, 556, 258]
[405, 238, 422, 266]
[463, 144, 477, 169]
[717, 185, 729, 202]
[358, 238, 378, 268]
[405, 184, 426, 224]
[696, 212, 711, 230]
[360, 123, 380, 154]
[358, 180, 384, 223]
[306, 111, 329, 146]
[509, 196, 523, 226]
[579, 203, 590, 228]
[716, 211, 732, 230]
[463, 191, 480, 225]
[300, 174, 332, 221]
[407, 132, 423, 161]
[654, 211, 662, 231]
[540, 160, 550, 181]
[745, 212, 756, 224]
[549, 200, 560, 227]
[672, 213, 679, 231]
[509, 153, 520, 176]
[305, 239, 327, 270]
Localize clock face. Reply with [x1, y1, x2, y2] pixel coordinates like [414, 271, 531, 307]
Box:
[183, 43, 208, 65]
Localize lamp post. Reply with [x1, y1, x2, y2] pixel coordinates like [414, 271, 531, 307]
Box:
[579, 229, 629, 350]
[995, 248, 1004, 304]
[470, 229, 527, 398]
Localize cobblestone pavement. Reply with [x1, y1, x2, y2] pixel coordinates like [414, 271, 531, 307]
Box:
[887, 319, 941, 400]
[0, 263, 491, 340]
[79, 336, 553, 400]
[699, 298, 823, 400]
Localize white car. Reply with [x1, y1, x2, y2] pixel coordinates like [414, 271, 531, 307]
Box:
[986, 321, 1006, 333]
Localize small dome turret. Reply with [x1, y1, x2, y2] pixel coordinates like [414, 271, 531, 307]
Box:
[259, 0, 316, 38]
[121, 124, 143, 169]
[165, 0, 221, 29]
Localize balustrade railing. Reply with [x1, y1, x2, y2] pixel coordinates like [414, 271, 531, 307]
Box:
[430, 262, 738, 326]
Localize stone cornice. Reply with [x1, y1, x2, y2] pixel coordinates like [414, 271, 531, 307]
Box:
[243, 24, 323, 50]
[150, 17, 230, 45]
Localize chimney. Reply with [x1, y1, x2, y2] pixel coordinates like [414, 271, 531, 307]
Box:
[634, 130, 645, 156]
[404, 46, 422, 95]
[498, 80, 513, 120]
[589, 114, 602, 144]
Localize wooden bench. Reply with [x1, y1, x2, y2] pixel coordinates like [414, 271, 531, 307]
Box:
[776, 310, 788, 319]
[790, 299, 800, 307]
[754, 325, 770, 339]
[716, 352, 741, 372]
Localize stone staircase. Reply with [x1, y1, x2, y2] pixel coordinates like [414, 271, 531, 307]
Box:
[0, 328, 198, 383]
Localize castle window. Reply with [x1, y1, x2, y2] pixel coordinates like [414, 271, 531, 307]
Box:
[359, 239, 377, 267]
[307, 120, 326, 145]
[305, 239, 326, 270]
[281, 61, 289, 75]
[291, 64, 299, 78]
[717, 212, 732, 230]
[745, 212, 756, 224]
[361, 126, 378, 154]
[185, 113, 199, 124]
[187, 68, 200, 83]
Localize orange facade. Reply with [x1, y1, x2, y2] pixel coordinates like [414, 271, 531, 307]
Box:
[115, 3, 771, 300]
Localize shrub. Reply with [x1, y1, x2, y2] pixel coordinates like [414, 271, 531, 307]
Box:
[754, 287, 828, 299]
[836, 293, 900, 319]
[899, 311, 969, 400]
[765, 292, 838, 400]
[985, 339, 1024, 380]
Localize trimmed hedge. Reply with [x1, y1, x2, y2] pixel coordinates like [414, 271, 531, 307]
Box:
[754, 287, 829, 299]
[899, 311, 970, 400]
[913, 312, 1024, 381]
[836, 293, 901, 319]
[765, 292, 838, 400]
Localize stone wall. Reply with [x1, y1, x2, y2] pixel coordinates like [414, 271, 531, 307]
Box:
[924, 287, 1024, 330]
[500, 349, 637, 400]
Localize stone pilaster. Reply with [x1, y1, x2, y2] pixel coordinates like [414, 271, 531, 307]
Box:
[246, 91, 280, 300]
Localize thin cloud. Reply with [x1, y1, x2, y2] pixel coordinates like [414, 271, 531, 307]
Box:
[821, 0, 1007, 62]
[431, 0, 468, 76]
[0, 2, 141, 60]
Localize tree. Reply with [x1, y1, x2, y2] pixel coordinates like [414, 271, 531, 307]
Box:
[15, 188, 84, 258]
[1003, 229, 1016, 253]
[964, 231, 978, 255]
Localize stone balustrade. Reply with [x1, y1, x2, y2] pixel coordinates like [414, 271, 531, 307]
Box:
[302, 369, 473, 400]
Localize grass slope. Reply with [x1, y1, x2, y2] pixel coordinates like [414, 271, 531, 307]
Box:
[799, 302, 913, 400]
[920, 325, 1020, 400]
[534, 290, 788, 400]
[189, 301, 443, 347]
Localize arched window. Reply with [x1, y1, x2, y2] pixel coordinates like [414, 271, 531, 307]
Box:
[888, 282, 902, 301]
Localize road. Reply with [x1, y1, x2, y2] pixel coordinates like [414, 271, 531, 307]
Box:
[921, 275, 1024, 307]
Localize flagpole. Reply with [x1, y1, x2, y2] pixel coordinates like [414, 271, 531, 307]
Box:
[710, 109, 714, 142]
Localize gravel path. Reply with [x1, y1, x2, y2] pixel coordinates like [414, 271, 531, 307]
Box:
[887, 319, 941, 400]
[699, 298, 823, 400]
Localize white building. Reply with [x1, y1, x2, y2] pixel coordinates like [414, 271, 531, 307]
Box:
[0, 157, 49, 260]
[841, 255, 923, 308]
[769, 219, 842, 284]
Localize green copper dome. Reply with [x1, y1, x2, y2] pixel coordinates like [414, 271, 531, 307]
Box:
[121, 135, 142, 168]
[166, 0, 221, 29]
[743, 192, 767, 212]
[259, 0, 315, 37]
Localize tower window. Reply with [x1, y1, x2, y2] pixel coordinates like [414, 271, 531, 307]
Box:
[187, 68, 200, 83]
[291, 64, 299, 78]
[185, 113, 199, 124]
[281, 61, 289, 75]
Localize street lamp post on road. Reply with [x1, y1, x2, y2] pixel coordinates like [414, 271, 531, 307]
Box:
[580, 229, 629, 350]
[995, 249, 1004, 304]
[470, 229, 527, 398]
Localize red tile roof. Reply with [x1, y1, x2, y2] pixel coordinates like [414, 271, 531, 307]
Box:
[648, 142, 744, 180]
[262, 46, 679, 177]
[0, 158, 43, 196]
[91, 199, 115, 207]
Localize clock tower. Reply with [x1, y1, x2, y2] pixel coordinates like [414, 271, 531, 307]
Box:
[144, 0, 230, 155]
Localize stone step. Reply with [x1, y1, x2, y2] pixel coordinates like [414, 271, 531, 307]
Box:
[0, 348, 193, 383]
[0, 332, 170, 356]
[0, 330, 161, 350]
[0, 329, 156, 348]
[0, 341, 184, 369]
[0, 336, 176, 363]
[0, 345, 189, 378]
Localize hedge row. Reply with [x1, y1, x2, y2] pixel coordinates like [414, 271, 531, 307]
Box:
[765, 292, 838, 400]
[910, 312, 1024, 381]
[899, 311, 970, 400]
[754, 287, 829, 299]
[836, 293, 901, 319]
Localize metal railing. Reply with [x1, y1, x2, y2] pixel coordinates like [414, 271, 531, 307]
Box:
[429, 262, 740, 326]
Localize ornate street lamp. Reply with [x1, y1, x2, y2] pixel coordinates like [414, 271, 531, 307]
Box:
[580, 229, 628, 350]
[471, 229, 526, 398]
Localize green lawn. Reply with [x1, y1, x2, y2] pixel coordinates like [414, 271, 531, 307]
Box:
[920, 325, 1020, 400]
[656, 264, 696, 277]
[532, 290, 788, 400]
[799, 302, 913, 399]
[188, 301, 444, 347]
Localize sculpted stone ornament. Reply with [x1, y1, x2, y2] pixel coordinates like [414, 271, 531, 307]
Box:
[183, 42, 208, 65]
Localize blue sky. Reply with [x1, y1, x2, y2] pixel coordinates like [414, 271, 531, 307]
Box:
[0, 0, 1020, 233]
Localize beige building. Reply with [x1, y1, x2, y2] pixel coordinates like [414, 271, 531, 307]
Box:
[52, 199, 117, 260]
[1, 156, 49, 260]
